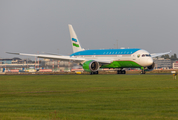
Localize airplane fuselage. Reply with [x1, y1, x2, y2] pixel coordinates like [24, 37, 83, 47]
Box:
[70, 48, 153, 68]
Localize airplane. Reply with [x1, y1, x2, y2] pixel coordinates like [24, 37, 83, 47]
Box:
[7, 24, 171, 75]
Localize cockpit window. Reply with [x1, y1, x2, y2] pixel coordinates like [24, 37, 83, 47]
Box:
[142, 54, 151, 57]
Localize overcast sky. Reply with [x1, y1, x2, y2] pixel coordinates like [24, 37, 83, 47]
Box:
[0, 0, 178, 59]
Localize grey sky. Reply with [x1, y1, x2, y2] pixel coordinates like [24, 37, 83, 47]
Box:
[1, 0, 178, 59]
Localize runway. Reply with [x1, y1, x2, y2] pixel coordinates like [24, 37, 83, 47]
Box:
[0, 72, 173, 76]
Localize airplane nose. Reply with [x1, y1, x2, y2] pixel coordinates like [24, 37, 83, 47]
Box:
[147, 58, 153, 66]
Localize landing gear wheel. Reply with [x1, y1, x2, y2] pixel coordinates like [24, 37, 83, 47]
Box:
[90, 71, 99, 75]
[117, 70, 121, 74]
[141, 70, 146, 74]
[117, 70, 126, 74]
[90, 72, 93, 75]
[122, 70, 126, 74]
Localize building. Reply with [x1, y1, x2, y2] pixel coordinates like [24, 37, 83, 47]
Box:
[0, 58, 40, 72]
[0, 58, 35, 65]
[153, 58, 172, 69]
[0, 58, 13, 64]
[40, 59, 74, 71]
[173, 61, 178, 69]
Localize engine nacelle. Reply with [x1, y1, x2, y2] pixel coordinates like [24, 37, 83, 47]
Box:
[145, 62, 155, 71]
[82, 60, 99, 72]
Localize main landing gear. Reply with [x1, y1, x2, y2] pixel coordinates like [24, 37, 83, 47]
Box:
[117, 70, 126, 74]
[90, 71, 99, 75]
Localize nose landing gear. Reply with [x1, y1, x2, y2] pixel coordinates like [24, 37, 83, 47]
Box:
[141, 70, 146, 74]
[141, 67, 146, 74]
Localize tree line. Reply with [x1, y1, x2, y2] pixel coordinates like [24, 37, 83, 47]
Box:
[161, 53, 178, 60]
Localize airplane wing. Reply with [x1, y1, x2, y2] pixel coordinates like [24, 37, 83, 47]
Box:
[6, 52, 86, 62]
[151, 51, 171, 58]
[6, 52, 112, 64]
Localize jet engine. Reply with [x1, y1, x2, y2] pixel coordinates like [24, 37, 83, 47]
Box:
[145, 62, 155, 71]
[82, 60, 99, 72]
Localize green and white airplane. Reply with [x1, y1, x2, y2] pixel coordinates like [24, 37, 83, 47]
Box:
[7, 24, 171, 74]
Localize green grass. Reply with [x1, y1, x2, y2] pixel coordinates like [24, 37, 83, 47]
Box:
[0, 75, 178, 120]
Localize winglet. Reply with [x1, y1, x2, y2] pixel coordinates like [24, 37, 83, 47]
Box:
[6, 52, 20, 55]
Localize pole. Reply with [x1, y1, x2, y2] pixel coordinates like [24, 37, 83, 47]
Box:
[37, 51, 39, 69]
[35, 57, 36, 69]
[5, 60, 6, 72]
[58, 60, 60, 72]
[57, 49, 59, 55]
[68, 61, 70, 71]
[27, 58, 28, 69]
[38, 58, 39, 69]
[52, 60, 54, 72]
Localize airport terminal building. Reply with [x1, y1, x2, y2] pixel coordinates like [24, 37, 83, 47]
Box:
[0, 58, 74, 72]
[153, 58, 172, 69]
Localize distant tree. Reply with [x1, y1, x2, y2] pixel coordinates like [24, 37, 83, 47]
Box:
[161, 54, 170, 59]
[174, 53, 177, 59]
[161, 55, 165, 58]
[171, 55, 174, 59]
[170, 53, 178, 60]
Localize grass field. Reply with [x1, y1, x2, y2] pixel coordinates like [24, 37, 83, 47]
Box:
[0, 75, 178, 120]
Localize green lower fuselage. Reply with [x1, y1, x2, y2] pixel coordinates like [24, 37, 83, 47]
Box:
[100, 61, 142, 68]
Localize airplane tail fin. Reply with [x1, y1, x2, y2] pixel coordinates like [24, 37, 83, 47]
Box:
[68, 24, 84, 53]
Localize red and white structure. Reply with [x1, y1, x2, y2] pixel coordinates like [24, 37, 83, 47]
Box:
[173, 61, 178, 69]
